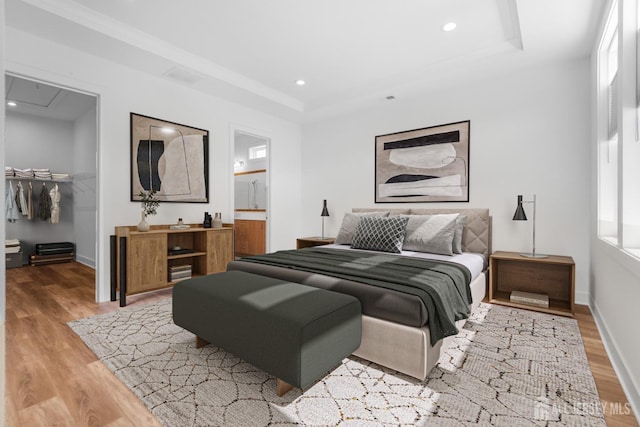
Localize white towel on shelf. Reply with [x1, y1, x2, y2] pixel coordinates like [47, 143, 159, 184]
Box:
[14, 168, 34, 178]
[34, 168, 52, 179]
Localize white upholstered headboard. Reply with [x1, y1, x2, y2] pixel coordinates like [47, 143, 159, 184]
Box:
[352, 208, 492, 261]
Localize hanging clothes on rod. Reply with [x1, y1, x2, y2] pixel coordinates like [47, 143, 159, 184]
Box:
[6, 181, 20, 223]
[49, 183, 60, 224]
[15, 181, 29, 218]
[27, 181, 34, 220]
[38, 183, 52, 221]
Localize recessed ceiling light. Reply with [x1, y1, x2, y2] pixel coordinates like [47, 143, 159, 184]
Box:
[295, 80, 306, 86]
[442, 22, 457, 32]
[7, 101, 17, 107]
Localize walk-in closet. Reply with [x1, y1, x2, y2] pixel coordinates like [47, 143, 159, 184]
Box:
[4, 75, 97, 279]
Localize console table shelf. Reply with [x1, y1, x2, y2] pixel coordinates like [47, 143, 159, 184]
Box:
[168, 252, 207, 260]
[113, 224, 233, 306]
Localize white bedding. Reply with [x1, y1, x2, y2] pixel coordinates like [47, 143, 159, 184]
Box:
[322, 243, 486, 281]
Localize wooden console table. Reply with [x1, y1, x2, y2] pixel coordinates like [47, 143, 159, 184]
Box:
[112, 224, 233, 306]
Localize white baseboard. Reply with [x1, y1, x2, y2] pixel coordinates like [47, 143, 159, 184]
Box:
[75, 254, 95, 269]
[590, 299, 640, 423]
[575, 290, 589, 305]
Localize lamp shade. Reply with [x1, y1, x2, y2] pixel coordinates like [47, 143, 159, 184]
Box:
[512, 195, 527, 221]
[320, 199, 329, 217]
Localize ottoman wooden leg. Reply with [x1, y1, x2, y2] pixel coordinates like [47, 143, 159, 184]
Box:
[276, 378, 294, 397]
[195, 336, 209, 349]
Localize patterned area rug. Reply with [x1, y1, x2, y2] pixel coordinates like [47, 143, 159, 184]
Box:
[69, 300, 606, 426]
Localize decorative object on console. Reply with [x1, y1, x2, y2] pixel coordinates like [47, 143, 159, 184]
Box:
[203, 212, 212, 228]
[212, 212, 223, 228]
[130, 113, 209, 203]
[169, 218, 190, 230]
[169, 264, 192, 282]
[375, 120, 470, 203]
[137, 189, 159, 231]
[512, 194, 547, 258]
[320, 199, 329, 239]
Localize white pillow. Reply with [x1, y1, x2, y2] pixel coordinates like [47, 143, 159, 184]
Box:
[402, 213, 459, 255]
[453, 215, 466, 254]
[335, 211, 390, 245]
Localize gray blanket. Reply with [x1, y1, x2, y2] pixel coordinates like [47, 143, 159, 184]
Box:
[239, 248, 472, 345]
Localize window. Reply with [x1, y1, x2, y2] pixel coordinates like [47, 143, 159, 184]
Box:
[597, 0, 640, 259]
[597, 1, 619, 244]
[249, 145, 267, 160]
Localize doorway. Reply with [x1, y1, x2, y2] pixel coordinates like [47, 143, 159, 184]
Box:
[232, 130, 269, 258]
[4, 74, 98, 295]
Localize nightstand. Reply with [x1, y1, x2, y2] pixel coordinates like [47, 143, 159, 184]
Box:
[296, 237, 335, 249]
[489, 251, 575, 317]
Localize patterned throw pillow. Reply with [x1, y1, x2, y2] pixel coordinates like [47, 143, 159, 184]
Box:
[335, 211, 390, 245]
[351, 216, 409, 253]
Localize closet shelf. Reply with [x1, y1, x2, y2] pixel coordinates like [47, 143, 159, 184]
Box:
[6, 177, 73, 183]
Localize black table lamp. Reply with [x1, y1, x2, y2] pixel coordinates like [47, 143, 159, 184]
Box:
[513, 194, 548, 258]
[321, 200, 329, 239]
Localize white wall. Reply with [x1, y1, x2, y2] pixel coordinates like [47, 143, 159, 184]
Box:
[301, 59, 592, 304]
[590, 243, 640, 414]
[73, 105, 97, 267]
[5, 27, 302, 303]
[5, 111, 76, 263]
[5, 111, 74, 171]
[1, 0, 7, 423]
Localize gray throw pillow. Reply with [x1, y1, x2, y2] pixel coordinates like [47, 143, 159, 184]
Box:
[335, 211, 390, 245]
[351, 216, 409, 253]
[402, 213, 459, 255]
[452, 215, 466, 254]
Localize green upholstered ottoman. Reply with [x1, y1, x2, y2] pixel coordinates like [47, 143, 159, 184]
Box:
[172, 270, 362, 396]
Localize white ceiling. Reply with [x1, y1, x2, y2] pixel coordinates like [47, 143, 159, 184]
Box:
[5, 0, 604, 122]
[5, 74, 96, 121]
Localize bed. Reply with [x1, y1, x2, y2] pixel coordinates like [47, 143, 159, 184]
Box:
[227, 208, 491, 380]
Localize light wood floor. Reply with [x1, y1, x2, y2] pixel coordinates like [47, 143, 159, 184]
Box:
[4, 262, 638, 426]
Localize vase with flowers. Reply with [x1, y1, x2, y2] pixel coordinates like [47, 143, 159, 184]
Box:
[138, 190, 160, 231]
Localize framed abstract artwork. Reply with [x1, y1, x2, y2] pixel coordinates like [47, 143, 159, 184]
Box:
[130, 113, 209, 203]
[375, 120, 470, 203]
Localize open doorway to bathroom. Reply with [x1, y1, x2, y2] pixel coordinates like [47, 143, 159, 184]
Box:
[232, 130, 269, 258]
